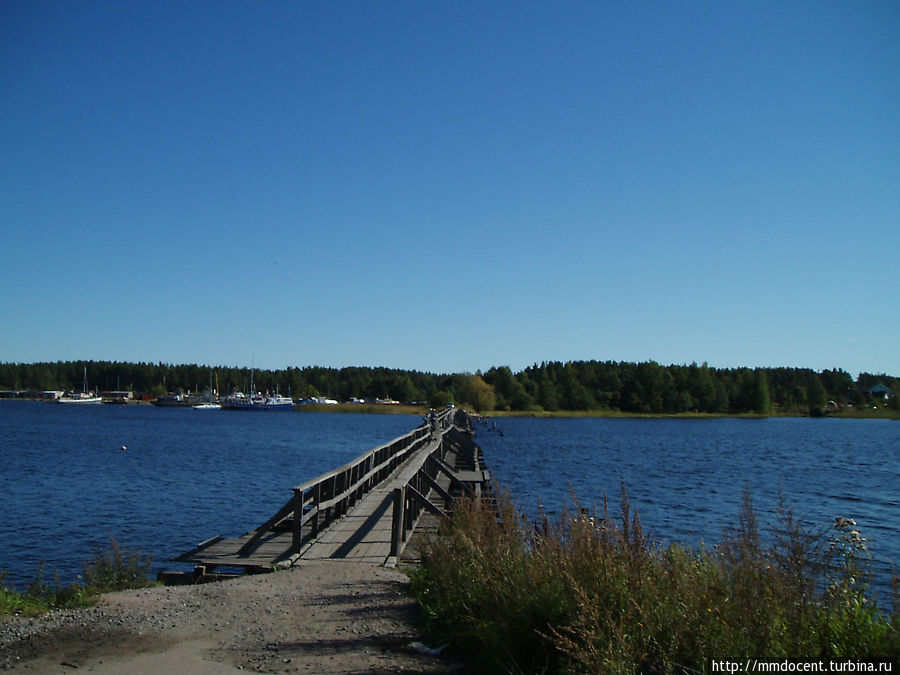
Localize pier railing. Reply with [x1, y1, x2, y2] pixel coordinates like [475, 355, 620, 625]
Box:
[389, 410, 490, 559]
[237, 407, 455, 558]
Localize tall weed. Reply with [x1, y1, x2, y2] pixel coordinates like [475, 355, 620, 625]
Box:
[81, 534, 153, 591]
[412, 483, 899, 674]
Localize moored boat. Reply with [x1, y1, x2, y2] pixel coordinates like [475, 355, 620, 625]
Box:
[151, 393, 193, 407]
[57, 391, 103, 404]
[220, 371, 292, 411]
[57, 368, 102, 404]
[220, 391, 293, 411]
[193, 372, 220, 409]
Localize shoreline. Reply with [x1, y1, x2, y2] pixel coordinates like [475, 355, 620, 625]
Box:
[4, 397, 896, 420]
[479, 409, 900, 420]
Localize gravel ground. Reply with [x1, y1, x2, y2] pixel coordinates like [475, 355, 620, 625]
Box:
[0, 560, 466, 674]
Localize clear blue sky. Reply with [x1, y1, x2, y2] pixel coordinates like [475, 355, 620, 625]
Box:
[2, 1, 897, 377]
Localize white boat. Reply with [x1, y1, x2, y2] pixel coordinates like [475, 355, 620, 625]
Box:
[193, 372, 221, 410]
[220, 391, 293, 411]
[57, 368, 102, 404]
[220, 372, 292, 411]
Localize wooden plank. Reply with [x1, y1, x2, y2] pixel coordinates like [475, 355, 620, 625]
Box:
[171, 535, 223, 562]
[453, 469, 491, 484]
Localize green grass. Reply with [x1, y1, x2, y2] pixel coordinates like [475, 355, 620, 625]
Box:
[411, 486, 899, 673]
[826, 407, 900, 421]
[1, 536, 154, 618]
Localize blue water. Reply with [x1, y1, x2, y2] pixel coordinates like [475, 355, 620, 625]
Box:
[474, 416, 899, 600]
[0, 402, 420, 590]
[2, 404, 898, 603]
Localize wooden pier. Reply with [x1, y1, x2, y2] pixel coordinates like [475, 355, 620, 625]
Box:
[170, 408, 489, 580]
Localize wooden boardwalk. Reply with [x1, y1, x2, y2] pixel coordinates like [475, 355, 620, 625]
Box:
[300, 468, 412, 563]
[170, 409, 489, 580]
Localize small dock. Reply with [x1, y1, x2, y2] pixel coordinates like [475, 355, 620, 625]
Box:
[170, 408, 489, 580]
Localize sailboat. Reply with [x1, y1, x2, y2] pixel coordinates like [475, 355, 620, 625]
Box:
[220, 371, 292, 410]
[193, 371, 221, 410]
[57, 367, 103, 404]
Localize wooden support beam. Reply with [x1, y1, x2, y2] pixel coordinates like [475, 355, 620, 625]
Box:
[421, 470, 453, 505]
[432, 455, 474, 494]
[237, 498, 294, 555]
[406, 484, 448, 520]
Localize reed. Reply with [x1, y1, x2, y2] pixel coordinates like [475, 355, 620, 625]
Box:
[411, 485, 899, 673]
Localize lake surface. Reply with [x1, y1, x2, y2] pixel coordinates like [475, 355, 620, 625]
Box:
[475, 415, 899, 599]
[2, 403, 897, 602]
[0, 402, 420, 590]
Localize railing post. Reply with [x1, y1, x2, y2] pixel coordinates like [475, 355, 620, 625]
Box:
[390, 486, 405, 557]
[312, 482, 322, 537]
[404, 487, 413, 536]
[291, 488, 302, 552]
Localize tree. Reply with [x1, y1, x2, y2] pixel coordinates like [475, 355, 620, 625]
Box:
[554, 364, 590, 410]
[625, 361, 674, 413]
[806, 373, 827, 411]
[688, 362, 717, 412]
[429, 389, 454, 408]
[485, 366, 536, 411]
[454, 374, 496, 412]
[750, 370, 773, 414]
[392, 374, 422, 403]
[535, 369, 559, 411]
[819, 368, 853, 404]
[730, 368, 772, 414]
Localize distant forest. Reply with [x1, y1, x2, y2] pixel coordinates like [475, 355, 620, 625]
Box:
[1, 360, 897, 415]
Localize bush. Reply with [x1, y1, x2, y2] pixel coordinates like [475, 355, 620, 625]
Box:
[82, 535, 153, 591]
[411, 485, 899, 673]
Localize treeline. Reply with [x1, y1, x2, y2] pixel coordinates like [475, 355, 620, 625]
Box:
[0, 360, 897, 415]
[0, 361, 449, 405]
[483, 362, 900, 415]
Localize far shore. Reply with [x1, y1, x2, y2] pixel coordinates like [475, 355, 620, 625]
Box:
[4, 397, 896, 420]
[298, 403, 899, 421]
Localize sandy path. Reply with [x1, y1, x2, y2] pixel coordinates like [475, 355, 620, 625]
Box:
[0, 560, 465, 674]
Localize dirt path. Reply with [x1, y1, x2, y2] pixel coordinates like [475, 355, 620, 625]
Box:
[0, 560, 465, 674]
